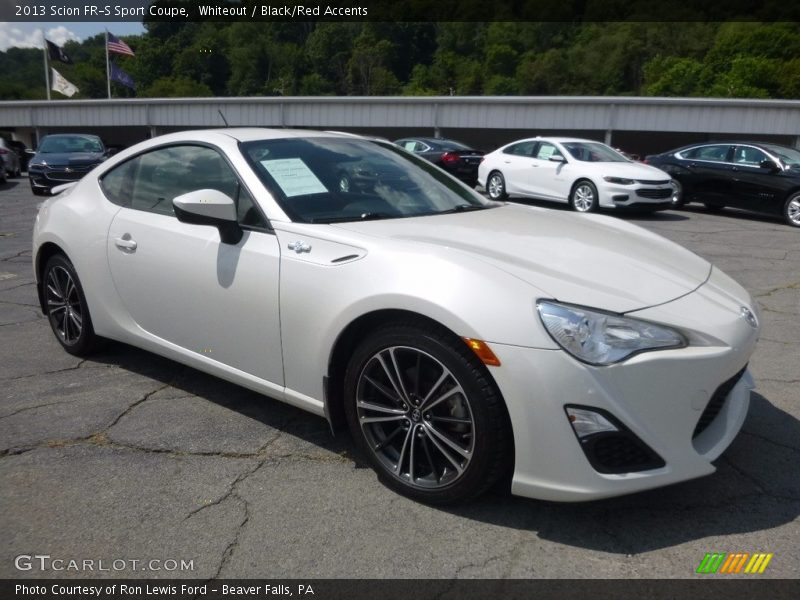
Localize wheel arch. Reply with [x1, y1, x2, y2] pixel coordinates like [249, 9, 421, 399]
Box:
[324, 308, 508, 435]
[35, 242, 70, 314]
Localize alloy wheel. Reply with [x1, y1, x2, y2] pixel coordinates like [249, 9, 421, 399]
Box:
[356, 346, 475, 489]
[573, 184, 595, 212]
[786, 196, 800, 227]
[46, 265, 83, 345]
[487, 173, 505, 199]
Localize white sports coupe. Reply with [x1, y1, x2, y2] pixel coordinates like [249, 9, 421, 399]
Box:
[478, 137, 679, 212]
[33, 129, 760, 504]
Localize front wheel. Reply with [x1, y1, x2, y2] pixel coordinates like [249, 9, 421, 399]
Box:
[486, 171, 507, 200]
[784, 193, 800, 228]
[343, 323, 512, 504]
[570, 180, 599, 213]
[670, 180, 684, 208]
[43, 254, 100, 356]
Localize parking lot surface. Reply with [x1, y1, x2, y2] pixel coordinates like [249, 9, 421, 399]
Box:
[1, 178, 798, 579]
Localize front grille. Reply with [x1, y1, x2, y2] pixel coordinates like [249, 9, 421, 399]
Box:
[636, 179, 670, 185]
[636, 188, 672, 199]
[693, 367, 747, 439]
[47, 170, 86, 181]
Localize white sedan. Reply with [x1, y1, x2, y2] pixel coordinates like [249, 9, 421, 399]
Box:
[479, 136, 678, 212]
[33, 129, 759, 504]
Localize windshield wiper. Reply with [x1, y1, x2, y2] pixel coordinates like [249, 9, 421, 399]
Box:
[440, 204, 491, 214]
[312, 212, 394, 224]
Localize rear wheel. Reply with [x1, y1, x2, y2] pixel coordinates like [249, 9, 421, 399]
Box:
[343, 323, 512, 504]
[486, 171, 507, 200]
[570, 180, 599, 213]
[43, 254, 100, 356]
[784, 192, 800, 228]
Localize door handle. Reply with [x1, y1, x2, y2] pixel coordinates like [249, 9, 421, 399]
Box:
[114, 235, 137, 252]
[287, 240, 311, 254]
[504, 160, 511, 164]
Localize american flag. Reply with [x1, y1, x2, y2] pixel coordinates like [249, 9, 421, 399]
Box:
[107, 32, 135, 57]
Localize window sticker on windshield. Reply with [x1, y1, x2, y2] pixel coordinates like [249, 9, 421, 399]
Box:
[260, 158, 327, 197]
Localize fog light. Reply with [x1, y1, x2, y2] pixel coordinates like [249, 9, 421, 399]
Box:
[565, 407, 618, 438]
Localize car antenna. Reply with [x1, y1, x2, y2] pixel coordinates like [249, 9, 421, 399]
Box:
[218, 109, 229, 127]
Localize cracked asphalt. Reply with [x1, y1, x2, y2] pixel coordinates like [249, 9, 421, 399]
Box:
[1, 178, 798, 580]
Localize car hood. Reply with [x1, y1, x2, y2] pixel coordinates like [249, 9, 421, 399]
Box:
[595, 162, 671, 180]
[333, 204, 711, 313]
[32, 152, 104, 167]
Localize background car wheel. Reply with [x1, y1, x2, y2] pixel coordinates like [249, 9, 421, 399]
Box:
[570, 180, 599, 212]
[784, 193, 800, 227]
[486, 171, 507, 200]
[43, 254, 100, 356]
[343, 322, 512, 505]
[670, 180, 684, 208]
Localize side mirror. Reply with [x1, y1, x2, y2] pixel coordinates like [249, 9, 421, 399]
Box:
[548, 155, 566, 163]
[759, 159, 779, 172]
[173, 189, 242, 245]
[25, 149, 36, 155]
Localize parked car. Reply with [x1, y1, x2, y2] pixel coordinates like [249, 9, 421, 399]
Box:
[0, 137, 21, 178]
[8, 140, 31, 172]
[28, 134, 109, 195]
[394, 137, 484, 186]
[33, 129, 759, 504]
[479, 137, 676, 213]
[0, 154, 6, 184]
[645, 141, 800, 227]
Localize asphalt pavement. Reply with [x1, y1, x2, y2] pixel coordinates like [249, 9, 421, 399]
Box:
[1, 177, 798, 579]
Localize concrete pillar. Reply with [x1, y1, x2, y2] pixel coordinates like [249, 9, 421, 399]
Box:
[149, 126, 157, 139]
[604, 129, 613, 146]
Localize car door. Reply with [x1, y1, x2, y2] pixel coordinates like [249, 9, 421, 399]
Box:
[727, 145, 789, 215]
[528, 141, 569, 201]
[498, 141, 538, 195]
[104, 144, 284, 385]
[677, 144, 735, 204]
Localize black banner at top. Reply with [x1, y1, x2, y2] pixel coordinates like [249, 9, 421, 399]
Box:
[4, 0, 800, 22]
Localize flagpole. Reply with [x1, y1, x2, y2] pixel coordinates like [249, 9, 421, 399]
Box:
[105, 29, 111, 99]
[42, 31, 51, 100]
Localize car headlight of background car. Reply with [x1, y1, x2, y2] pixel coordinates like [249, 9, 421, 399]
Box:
[602, 176, 635, 185]
[537, 300, 686, 365]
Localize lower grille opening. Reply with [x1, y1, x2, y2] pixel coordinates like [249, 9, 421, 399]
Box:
[693, 367, 747, 439]
[582, 432, 666, 474]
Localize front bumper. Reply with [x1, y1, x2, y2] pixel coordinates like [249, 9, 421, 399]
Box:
[489, 270, 759, 501]
[598, 181, 673, 208]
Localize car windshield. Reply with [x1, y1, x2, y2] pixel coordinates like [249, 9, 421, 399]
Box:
[39, 136, 103, 154]
[561, 142, 629, 163]
[240, 137, 491, 223]
[762, 144, 800, 167]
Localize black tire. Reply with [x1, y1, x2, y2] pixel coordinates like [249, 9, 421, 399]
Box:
[42, 254, 100, 356]
[486, 171, 507, 200]
[343, 322, 512, 505]
[784, 192, 800, 228]
[569, 179, 599, 213]
[670, 180, 684, 208]
[704, 203, 725, 212]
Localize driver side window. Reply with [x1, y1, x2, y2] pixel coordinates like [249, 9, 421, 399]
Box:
[100, 145, 267, 228]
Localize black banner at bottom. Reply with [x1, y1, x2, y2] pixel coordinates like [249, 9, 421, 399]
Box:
[2, 579, 799, 600]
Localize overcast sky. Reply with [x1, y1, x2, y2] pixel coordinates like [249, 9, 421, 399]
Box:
[0, 21, 145, 51]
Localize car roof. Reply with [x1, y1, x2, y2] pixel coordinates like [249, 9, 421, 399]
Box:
[213, 128, 357, 142]
[505, 137, 604, 145]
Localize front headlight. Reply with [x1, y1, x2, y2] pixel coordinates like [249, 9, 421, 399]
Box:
[603, 176, 635, 185]
[537, 300, 686, 366]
